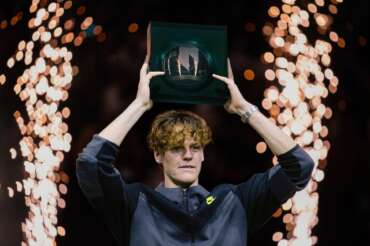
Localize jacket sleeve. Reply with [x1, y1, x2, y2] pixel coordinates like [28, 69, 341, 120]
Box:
[76, 134, 135, 245]
[235, 144, 315, 236]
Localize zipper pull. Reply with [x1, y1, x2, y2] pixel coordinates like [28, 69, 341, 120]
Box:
[182, 189, 189, 212]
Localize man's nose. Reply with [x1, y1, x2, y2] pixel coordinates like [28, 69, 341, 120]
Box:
[182, 148, 193, 159]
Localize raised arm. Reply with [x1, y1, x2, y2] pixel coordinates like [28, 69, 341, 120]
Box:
[212, 59, 296, 155]
[76, 55, 164, 244]
[213, 59, 315, 235]
[99, 55, 164, 145]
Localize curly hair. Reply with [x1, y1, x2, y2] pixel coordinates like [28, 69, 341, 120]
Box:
[147, 110, 213, 154]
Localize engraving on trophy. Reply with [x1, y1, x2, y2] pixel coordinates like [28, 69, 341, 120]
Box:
[163, 44, 210, 83]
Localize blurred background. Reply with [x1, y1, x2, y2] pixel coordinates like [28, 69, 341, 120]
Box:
[0, 0, 368, 245]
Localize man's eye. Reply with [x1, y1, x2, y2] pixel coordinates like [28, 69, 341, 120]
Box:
[191, 145, 201, 150]
[171, 147, 183, 152]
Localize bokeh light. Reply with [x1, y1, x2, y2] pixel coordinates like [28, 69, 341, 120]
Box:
[261, 0, 343, 244]
[0, 0, 106, 245]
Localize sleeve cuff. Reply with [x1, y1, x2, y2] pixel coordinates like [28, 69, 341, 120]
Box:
[268, 166, 296, 203]
[277, 144, 300, 159]
[275, 144, 315, 191]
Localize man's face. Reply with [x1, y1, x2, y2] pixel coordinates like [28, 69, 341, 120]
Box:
[154, 137, 204, 188]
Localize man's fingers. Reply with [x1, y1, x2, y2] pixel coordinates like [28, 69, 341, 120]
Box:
[227, 58, 234, 80]
[144, 54, 149, 64]
[224, 99, 230, 109]
[224, 100, 233, 113]
[140, 64, 148, 77]
[147, 99, 153, 110]
[147, 71, 165, 79]
[140, 55, 150, 77]
[212, 74, 229, 83]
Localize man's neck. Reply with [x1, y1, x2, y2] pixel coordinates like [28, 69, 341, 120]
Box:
[163, 179, 199, 189]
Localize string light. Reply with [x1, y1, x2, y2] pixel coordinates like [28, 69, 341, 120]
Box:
[1, 1, 106, 245]
[260, 0, 343, 245]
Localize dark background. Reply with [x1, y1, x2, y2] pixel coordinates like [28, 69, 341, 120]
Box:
[0, 0, 368, 245]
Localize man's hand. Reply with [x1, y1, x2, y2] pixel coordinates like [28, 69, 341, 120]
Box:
[212, 58, 248, 115]
[135, 55, 165, 111]
[99, 55, 164, 145]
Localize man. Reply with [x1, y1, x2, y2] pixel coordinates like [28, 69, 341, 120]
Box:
[76, 56, 314, 245]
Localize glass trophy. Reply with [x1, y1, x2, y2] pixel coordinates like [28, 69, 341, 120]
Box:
[147, 21, 229, 105]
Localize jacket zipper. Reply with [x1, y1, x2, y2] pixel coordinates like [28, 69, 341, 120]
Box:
[182, 189, 189, 212]
[182, 189, 195, 245]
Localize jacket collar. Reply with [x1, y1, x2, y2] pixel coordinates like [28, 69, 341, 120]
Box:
[155, 182, 209, 211]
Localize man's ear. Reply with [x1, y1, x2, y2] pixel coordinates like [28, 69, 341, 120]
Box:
[154, 151, 163, 164]
[200, 147, 205, 162]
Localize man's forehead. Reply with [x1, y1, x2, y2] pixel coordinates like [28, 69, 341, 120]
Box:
[183, 137, 201, 145]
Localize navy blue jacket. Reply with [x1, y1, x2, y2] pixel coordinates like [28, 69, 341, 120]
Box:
[76, 135, 314, 246]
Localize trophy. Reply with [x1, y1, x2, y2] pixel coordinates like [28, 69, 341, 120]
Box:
[147, 21, 229, 105]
